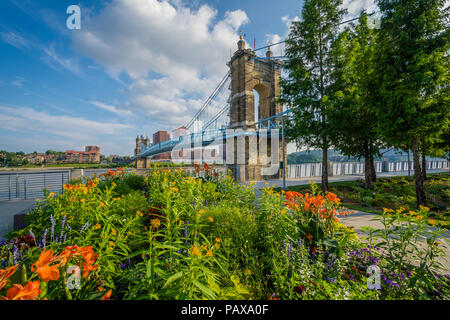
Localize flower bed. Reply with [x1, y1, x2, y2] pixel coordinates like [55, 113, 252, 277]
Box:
[0, 166, 448, 300]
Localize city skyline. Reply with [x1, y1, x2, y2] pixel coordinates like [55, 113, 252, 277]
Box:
[0, 0, 378, 156]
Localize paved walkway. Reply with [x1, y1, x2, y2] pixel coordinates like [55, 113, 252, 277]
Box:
[338, 211, 450, 272]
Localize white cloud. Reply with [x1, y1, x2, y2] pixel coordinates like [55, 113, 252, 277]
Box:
[12, 76, 25, 87]
[0, 105, 132, 144]
[342, 0, 377, 20]
[91, 101, 133, 117]
[0, 31, 29, 50]
[72, 0, 249, 128]
[41, 45, 80, 74]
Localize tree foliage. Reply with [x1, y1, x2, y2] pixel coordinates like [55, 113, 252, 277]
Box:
[280, 0, 346, 191]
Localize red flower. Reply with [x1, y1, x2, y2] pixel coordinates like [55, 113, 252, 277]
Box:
[294, 285, 306, 294]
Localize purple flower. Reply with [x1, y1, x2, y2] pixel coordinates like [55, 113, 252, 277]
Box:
[12, 245, 19, 265]
[42, 229, 48, 248]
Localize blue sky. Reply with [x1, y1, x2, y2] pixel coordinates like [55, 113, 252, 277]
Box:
[0, 0, 376, 156]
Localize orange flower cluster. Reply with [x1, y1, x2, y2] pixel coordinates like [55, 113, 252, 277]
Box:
[1, 245, 101, 300]
[99, 167, 124, 178]
[1, 264, 42, 300]
[284, 191, 342, 222]
[29, 246, 98, 283]
[60, 245, 99, 278]
[194, 162, 219, 176]
[2, 281, 42, 300]
[0, 265, 18, 291]
[31, 248, 63, 282]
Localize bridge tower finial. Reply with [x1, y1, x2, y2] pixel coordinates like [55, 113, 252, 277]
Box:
[238, 30, 245, 50]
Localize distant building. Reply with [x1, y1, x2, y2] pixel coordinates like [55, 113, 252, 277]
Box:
[153, 131, 170, 145]
[152, 131, 171, 161]
[24, 153, 45, 164]
[64, 146, 100, 163]
[172, 126, 187, 139]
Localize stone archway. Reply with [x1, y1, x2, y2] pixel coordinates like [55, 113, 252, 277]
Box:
[226, 37, 284, 181]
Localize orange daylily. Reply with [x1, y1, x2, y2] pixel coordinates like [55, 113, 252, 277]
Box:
[0, 265, 19, 290]
[101, 289, 112, 300]
[326, 192, 340, 203]
[306, 233, 313, 241]
[31, 248, 62, 282]
[2, 281, 41, 300]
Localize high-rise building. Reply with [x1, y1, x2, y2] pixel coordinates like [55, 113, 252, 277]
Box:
[172, 126, 188, 139]
[153, 131, 170, 144]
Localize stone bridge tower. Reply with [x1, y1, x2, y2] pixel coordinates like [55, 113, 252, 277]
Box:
[135, 135, 151, 169]
[227, 35, 285, 181]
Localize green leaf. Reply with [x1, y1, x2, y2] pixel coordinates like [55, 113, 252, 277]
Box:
[164, 272, 183, 288]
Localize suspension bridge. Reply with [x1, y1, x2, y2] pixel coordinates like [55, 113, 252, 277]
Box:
[134, 34, 291, 181]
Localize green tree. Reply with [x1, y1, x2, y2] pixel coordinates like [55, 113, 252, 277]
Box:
[280, 0, 346, 191]
[328, 12, 386, 189]
[374, 0, 449, 206]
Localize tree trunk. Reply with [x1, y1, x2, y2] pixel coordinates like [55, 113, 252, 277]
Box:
[421, 149, 427, 181]
[412, 137, 426, 206]
[364, 142, 372, 189]
[369, 152, 377, 183]
[364, 155, 372, 189]
[322, 147, 329, 192]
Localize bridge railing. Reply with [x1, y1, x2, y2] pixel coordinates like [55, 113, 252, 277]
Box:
[0, 170, 71, 201]
[288, 160, 449, 179]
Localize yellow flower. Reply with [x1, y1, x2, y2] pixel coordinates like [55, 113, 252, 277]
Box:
[208, 216, 214, 223]
[99, 202, 106, 207]
[109, 241, 115, 247]
[265, 182, 269, 186]
[80, 199, 86, 203]
[111, 228, 117, 236]
[199, 209, 206, 215]
[94, 223, 101, 230]
[170, 187, 179, 192]
[190, 246, 201, 257]
[111, 182, 117, 187]
[61, 212, 67, 216]
[280, 210, 286, 214]
[206, 250, 213, 257]
[136, 210, 143, 217]
[150, 219, 161, 228]
[48, 192, 56, 197]
[215, 238, 221, 243]
[428, 219, 438, 226]
[420, 205, 430, 212]
[215, 243, 220, 249]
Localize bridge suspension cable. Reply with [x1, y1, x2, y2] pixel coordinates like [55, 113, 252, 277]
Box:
[253, 11, 379, 52]
[185, 71, 231, 130]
